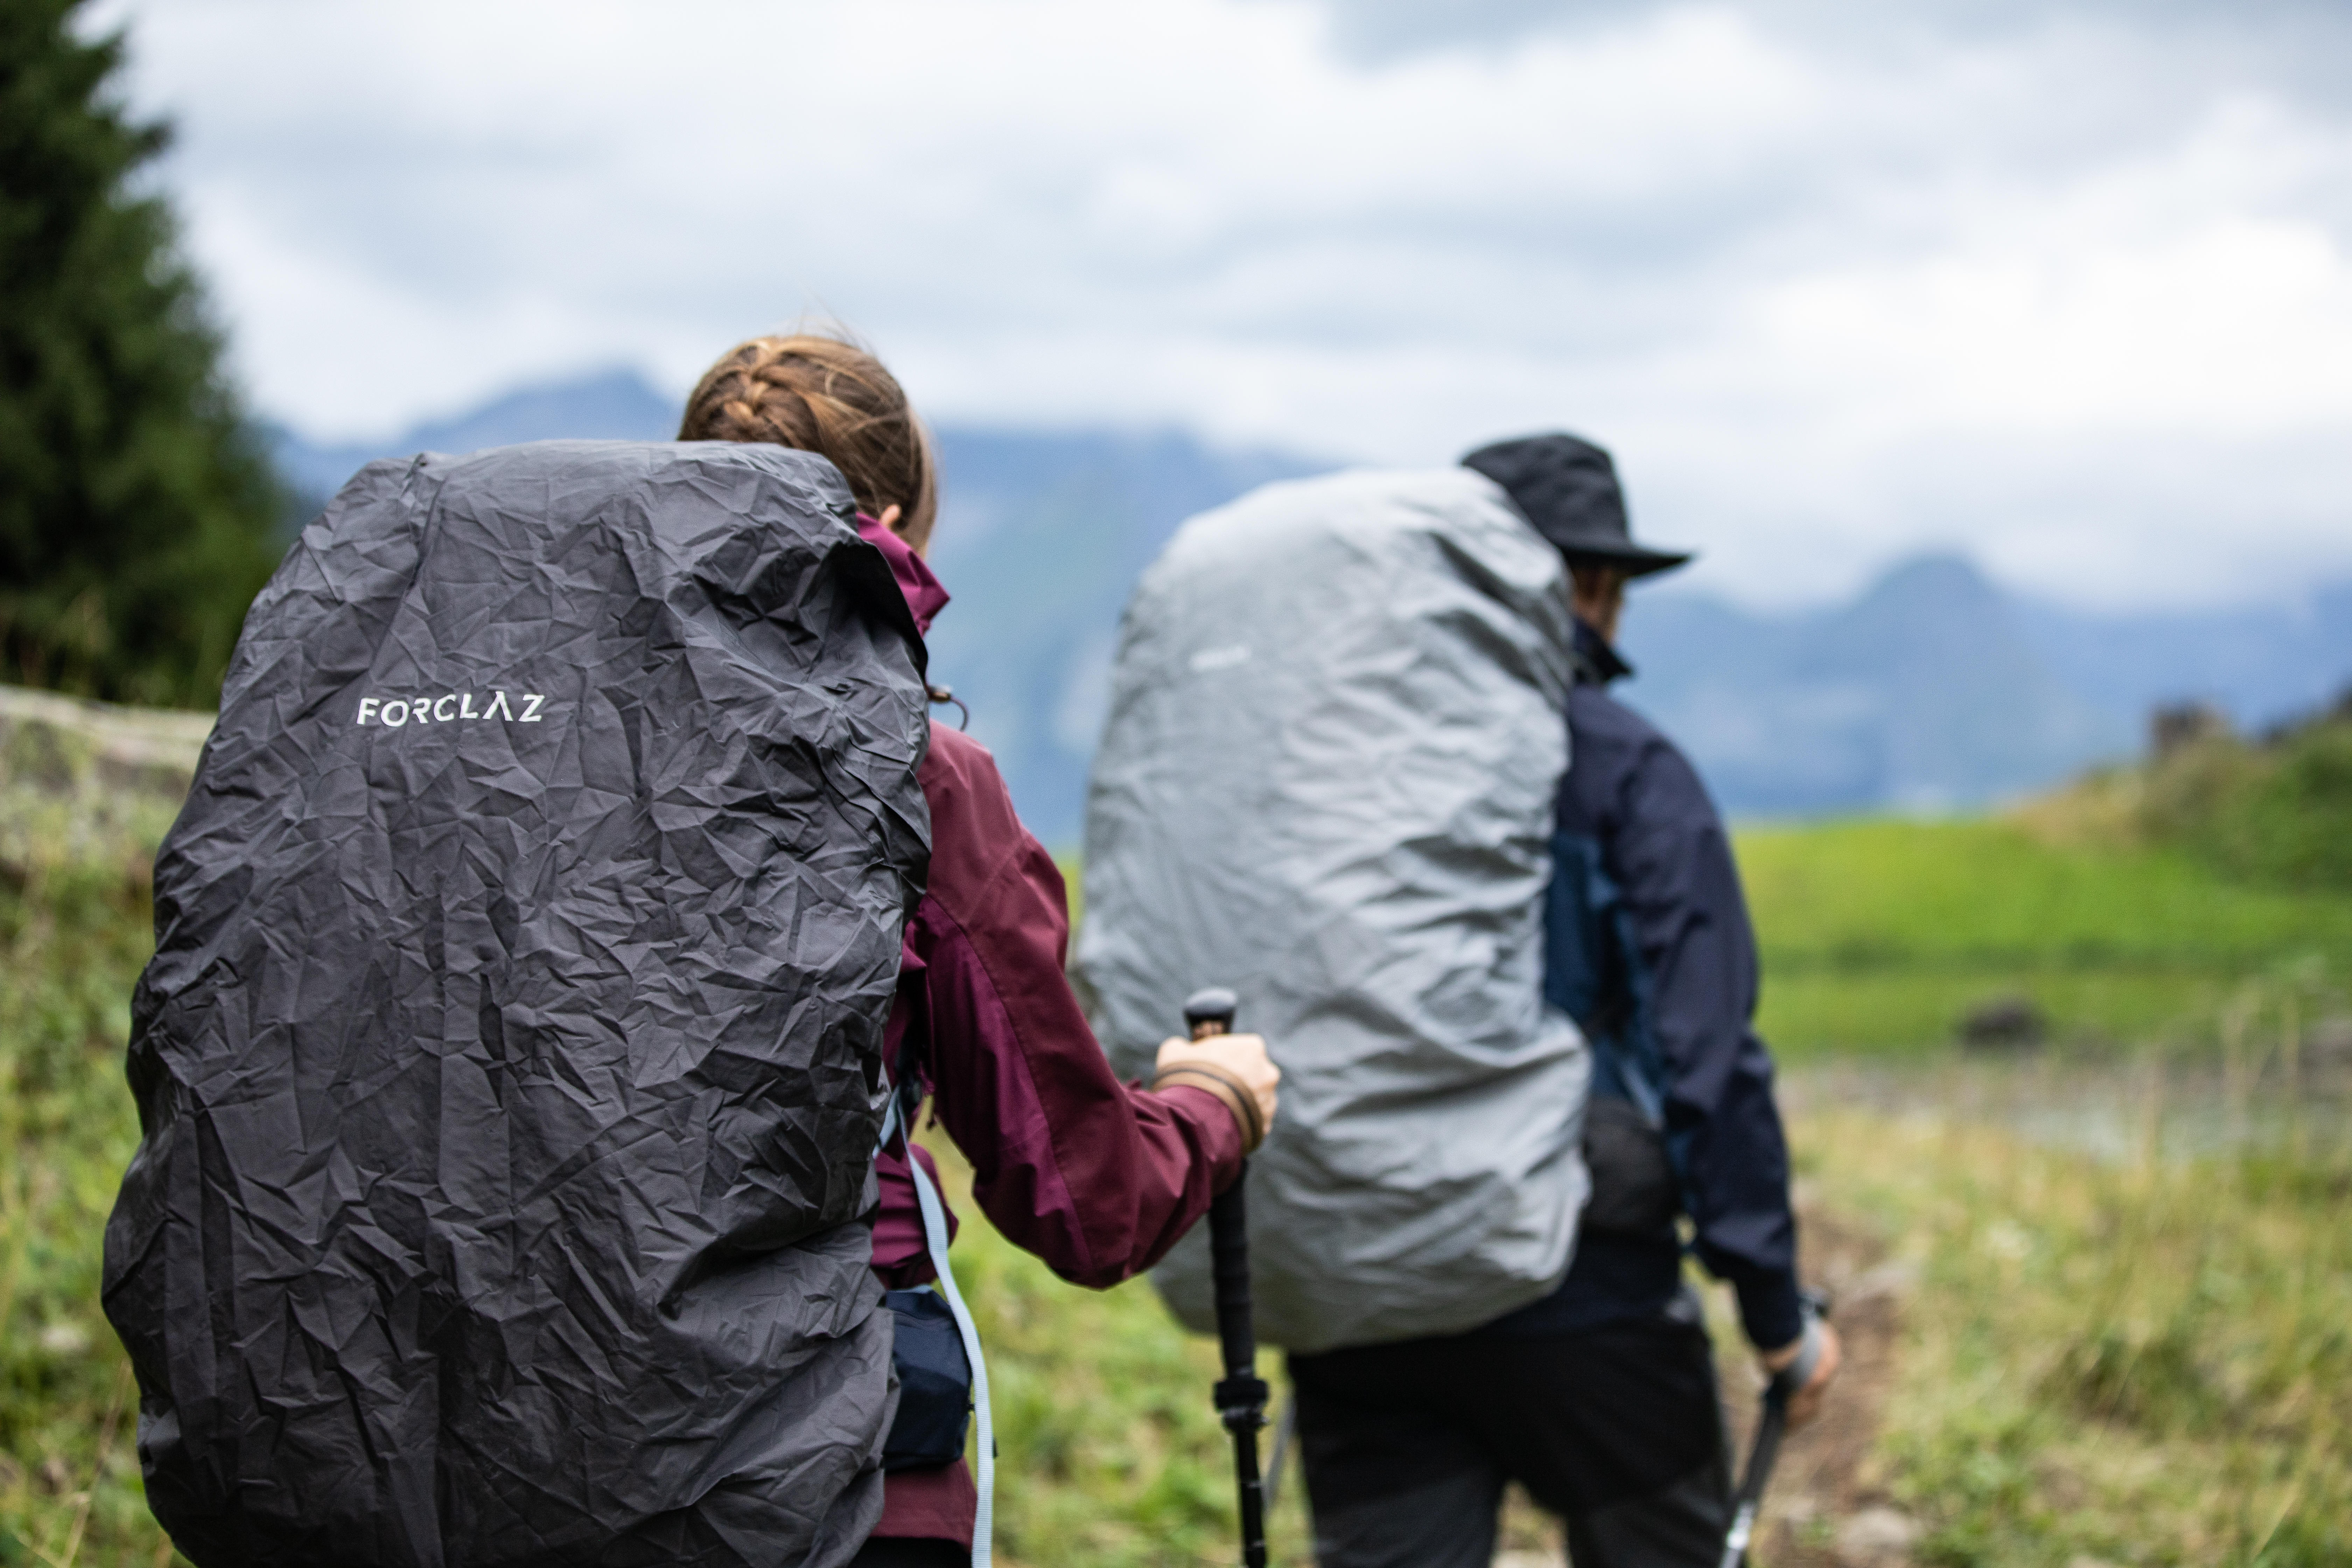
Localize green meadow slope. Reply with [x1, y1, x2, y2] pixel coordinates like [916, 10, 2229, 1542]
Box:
[1740, 817, 2352, 1059]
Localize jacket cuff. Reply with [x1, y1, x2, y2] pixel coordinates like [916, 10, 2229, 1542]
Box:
[1737, 1268, 1805, 1352]
[1154, 1081, 1249, 1188]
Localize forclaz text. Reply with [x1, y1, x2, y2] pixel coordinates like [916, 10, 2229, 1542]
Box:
[355, 691, 548, 728]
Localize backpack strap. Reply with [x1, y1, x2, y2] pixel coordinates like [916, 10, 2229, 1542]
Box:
[1548, 828, 1693, 1206]
[874, 1090, 995, 1568]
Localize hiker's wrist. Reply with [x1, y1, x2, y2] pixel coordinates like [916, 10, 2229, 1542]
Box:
[1152, 1034, 1279, 1154]
[1153, 1077, 1259, 1156]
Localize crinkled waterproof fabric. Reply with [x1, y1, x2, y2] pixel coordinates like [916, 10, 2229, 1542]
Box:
[1075, 467, 1591, 1353]
[100, 441, 933, 1568]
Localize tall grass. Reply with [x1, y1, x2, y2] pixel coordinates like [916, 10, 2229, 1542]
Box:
[1797, 1082, 2352, 1566]
[0, 817, 175, 1567]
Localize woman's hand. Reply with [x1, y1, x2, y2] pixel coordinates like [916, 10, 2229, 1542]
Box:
[1150, 1033, 1280, 1154]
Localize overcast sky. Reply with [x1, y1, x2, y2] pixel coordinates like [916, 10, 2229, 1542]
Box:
[96, 0, 2352, 608]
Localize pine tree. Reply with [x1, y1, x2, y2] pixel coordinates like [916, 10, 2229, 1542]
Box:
[0, 0, 285, 708]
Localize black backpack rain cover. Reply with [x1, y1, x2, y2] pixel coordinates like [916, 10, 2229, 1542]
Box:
[101, 441, 933, 1568]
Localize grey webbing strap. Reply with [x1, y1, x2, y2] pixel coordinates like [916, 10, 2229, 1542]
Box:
[874, 1091, 995, 1568]
[908, 1147, 994, 1567]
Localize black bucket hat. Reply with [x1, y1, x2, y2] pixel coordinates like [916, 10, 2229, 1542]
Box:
[1461, 432, 1692, 578]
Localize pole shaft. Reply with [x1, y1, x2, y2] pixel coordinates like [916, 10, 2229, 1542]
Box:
[1209, 1177, 1268, 1567]
[1187, 987, 1267, 1567]
[1719, 1396, 1786, 1568]
[1229, 1421, 1268, 1568]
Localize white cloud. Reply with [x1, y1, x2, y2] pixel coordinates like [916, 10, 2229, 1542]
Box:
[94, 0, 2352, 607]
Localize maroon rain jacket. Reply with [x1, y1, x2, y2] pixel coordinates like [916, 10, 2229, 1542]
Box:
[855, 518, 1245, 1547]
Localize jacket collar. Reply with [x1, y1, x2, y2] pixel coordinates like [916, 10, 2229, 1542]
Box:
[856, 513, 950, 636]
[1572, 615, 1633, 686]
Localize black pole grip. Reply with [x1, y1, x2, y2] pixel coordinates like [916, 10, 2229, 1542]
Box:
[1188, 986, 1267, 1566]
[1736, 1400, 1787, 1510]
[1209, 1177, 1256, 1380]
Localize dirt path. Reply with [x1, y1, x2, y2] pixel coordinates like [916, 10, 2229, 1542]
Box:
[1730, 1194, 1915, 1565]
[1491, 1194, 1915, 1567]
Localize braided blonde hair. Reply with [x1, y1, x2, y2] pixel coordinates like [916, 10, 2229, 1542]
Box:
[678, 331, 938, 552]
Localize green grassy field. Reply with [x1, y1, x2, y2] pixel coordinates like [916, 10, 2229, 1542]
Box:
[1, 821, 172, 1567]
[5, 793, 2350, 1564]
[1801, 1097, 2352, 1566]
[1738, 818, 2352, 1059]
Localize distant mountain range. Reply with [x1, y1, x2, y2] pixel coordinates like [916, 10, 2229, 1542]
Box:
[270, 371, 2352, 841]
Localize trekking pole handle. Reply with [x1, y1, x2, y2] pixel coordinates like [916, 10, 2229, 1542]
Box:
[1185, 987, 1239, 1041]
[1185, 988, 1258, 1384]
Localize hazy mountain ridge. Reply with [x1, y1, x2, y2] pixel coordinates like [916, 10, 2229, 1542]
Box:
[269, 371, 2352, 841]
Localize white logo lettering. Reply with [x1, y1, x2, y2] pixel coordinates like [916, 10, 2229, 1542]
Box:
[352, 686, 553, 727]
[1189, 643, 1253, 673]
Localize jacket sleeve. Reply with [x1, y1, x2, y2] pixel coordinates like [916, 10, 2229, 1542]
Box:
[1608, 731, 1805, 1351]
[904, 729, 1247, 1289]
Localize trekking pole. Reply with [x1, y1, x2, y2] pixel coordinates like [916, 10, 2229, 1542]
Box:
[1718, 1289, 1830, 1568]
[1184, 986, 1270, 1568]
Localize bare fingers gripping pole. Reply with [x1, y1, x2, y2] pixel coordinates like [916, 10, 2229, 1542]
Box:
[1185, 986, 1270, 1568]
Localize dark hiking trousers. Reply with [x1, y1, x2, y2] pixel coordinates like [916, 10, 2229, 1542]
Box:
[1288, 1299, 1732, 1568]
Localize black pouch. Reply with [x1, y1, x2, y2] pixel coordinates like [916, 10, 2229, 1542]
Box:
[1581, 1095, 1680, 1236]
[882, 1288, 972, 1471]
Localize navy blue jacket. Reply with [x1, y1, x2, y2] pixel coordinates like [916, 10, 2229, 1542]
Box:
[1488, 620, 1802, 1350]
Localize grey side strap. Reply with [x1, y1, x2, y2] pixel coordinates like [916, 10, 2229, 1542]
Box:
[876, 1094, 995, 1568]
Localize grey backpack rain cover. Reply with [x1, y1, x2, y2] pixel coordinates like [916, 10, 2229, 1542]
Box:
[1076, 467, 1591, 1354]
[101, 441, 933, 1568]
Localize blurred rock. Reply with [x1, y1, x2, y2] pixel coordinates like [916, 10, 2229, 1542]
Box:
[2309, 1017, 2352, 1067]
[0, 684, 209, 801]
[1835, 1506, 1921, 1565]
[1959, 995, 2047, 1051]
[0, 684, 209, 873]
